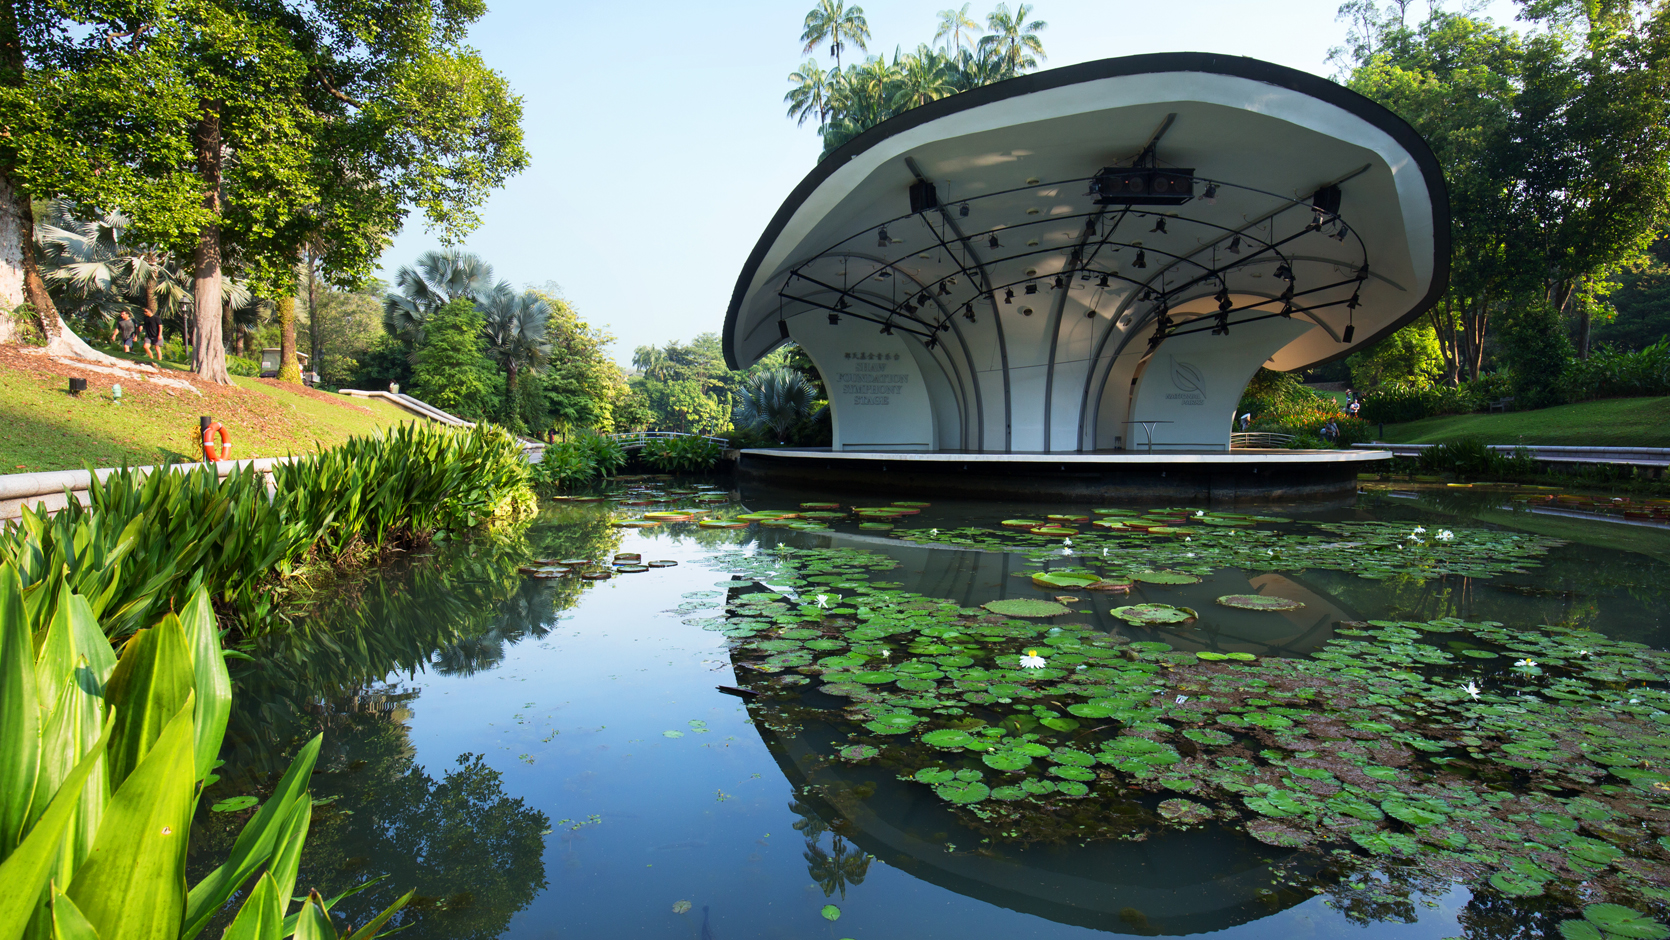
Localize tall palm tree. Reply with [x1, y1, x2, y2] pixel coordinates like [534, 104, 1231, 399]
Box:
[800, 0, 870, 71]
[785, 59, 833, 128]
[891, 45, 954, 112]
[933, 4, 981, 53]
[382, 249, 496, 343]
[979, 3, 1048, 77]
[632, 344, 675, 381]
[480, 288, 553, 425]
[35, 200, 190, 328]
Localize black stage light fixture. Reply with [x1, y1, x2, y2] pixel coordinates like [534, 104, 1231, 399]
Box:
[1091, 165, 1196, 205]
[1280, 283, 1294, 303]
[1228, 235, 1242, 254]
[910, 180, 939, 214]
[877, 226, 889, 247]
[1216, 286, 1232, 311]
[881, 322, 894, 335]
[925, 337, 938, 350]
[1347, 291, 1361, 311]
[1280, 303, 1293, 318]
[919, 292, 931, 305]
[1097, 274, 1110, 288]
[1275, 262, 1293, 281]
[962, 303, 976, 322]
[988, 234, 1001, 250]
[836, 297, 850, 310]
[1080, 272, 1091, 281]
[1342, 323, 1356, 343]
[1312, 185, 1342, 217]
[959, 202, 970, 217]
[1084, 217, 1097, 236]
[1134, 250, 1147, 269]
[1202, 182, 1218, 204]
[1333, 223, 1350, 242]
[1149, 217, 1167, 234]
[1024, 283, 1038, 295]
[940, 320, 951, 332]
[1004, 288, 1014, 303]
[828, 312, 840, 325]
[902, 300, 917, 314]
[877, 269, 891, 279]
[1211, 311, 1229, 336]
[1053, 275, 1065, 290]
[779, 319, 791, 339]
[937, 282, 951, 296]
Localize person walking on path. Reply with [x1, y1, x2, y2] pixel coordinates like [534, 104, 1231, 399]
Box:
[138, 310, 162, 361]
[109, 311, 137, 353]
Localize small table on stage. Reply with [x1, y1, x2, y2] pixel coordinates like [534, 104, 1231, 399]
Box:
[1123, 420, 1174, 452]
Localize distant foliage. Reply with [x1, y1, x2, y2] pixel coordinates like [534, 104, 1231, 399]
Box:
[227, 354, 260, 376]
[1563, 338, 1670, 400]
[1238, 369, 1369, 447]
[412, 298, 498, 419]
[642, 435, 724, 473]
[1356, 374, 1512, 424]
[531, 433, 627, 490]
[733, 368, 817, 442]
[1417, 437, 1538, 479]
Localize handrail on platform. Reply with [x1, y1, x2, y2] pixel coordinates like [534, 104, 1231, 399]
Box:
[1231, 431, 1297, 449]
[600, 430, 730, 450]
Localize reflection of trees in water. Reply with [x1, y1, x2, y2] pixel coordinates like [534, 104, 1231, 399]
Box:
[204, 503, 630, 938]
[789, 798, 873, 900]
[1318, 858, 1572, 940]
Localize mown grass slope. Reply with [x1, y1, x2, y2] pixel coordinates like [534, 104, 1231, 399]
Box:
[0, 345, 414, 472]
[1379, 397, 1670, 447]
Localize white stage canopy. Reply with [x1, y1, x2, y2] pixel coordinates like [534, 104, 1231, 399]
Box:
[724, 53, 1449, 453]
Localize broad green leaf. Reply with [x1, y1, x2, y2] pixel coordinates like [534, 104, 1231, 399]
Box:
[268, 800, 313, 914]
[342, 890, 414, 940]
[33, 590, 78, 720]
[293, 892, 337, 940]
[67, 698, 197, 940]
[102, 621, 193, 792]
[65, 596, 116, 690]
[27, 661, 108, 885]
[50, 884, 99, 940]
[221, 874, 282, 940]
[0, 564, 41, 861]
[177, 589, 231, 782]
[0, 714, 113, 940]
[182, 735, 322, 940]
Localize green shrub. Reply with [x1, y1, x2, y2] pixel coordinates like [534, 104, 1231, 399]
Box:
[227, 354, 260, 376]
[577, 433, 627, 477]
[1563, 338, 1670, 400]
[1417, 437, 1539, 479]
[533, 440, 599, 489]
[642, 435, 723, 473]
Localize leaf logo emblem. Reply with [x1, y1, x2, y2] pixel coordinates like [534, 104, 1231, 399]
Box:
[1170, 357, 1204, 395]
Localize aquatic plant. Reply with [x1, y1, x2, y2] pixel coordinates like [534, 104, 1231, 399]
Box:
[699, 545, 1670, 917]
[641, 435, 724, 473]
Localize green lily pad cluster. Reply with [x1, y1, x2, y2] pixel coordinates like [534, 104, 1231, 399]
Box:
[703, 544, 1670, 917]
[887, 511, 1561, 583]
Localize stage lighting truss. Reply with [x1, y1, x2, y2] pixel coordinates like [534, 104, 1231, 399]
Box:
[773, 168, 1374, 351]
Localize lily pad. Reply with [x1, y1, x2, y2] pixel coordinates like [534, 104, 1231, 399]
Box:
[1111, 604, 1195, 625]
[821, 904, 841, 922]
[934, 779, 991, 804]
[1580, 904, 1669, 940]
[982, 598, 1070, 618]
[1157, 798, 1214, 824]
[1131, 570, 1202, 585]
[838, 744, 880, 761]
[210, 796, 259, 813]
[1031, 571, 1103, 590]
[922, 729, 977, 749]
[1216, 594, 1305, 611]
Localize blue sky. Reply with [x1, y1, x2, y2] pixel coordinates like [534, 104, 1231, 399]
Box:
[377, 0, 1519, 366]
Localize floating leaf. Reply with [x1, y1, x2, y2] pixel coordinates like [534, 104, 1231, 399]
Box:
[821, 904, 841, 921]
[922, 729, 976, 750]
[1157, 798, 1213, 824]
[838, 744, 879, 761]
[210, 796, 259, 813]
[981, 599, 1069, 618]
[1111, 604, 1194, 625]
[1216, 594, 1304, 611]
[934, 779, 991, 804]
[1131, 570, 1202, 585]
[1581, 904, 1669, 940]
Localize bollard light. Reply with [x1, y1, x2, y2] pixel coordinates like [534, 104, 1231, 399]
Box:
[68, 377, 87, 395]
[111, 384, 123, 405]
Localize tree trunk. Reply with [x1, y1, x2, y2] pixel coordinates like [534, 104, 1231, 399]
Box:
[306, 247, 320, 370]
[191, 100, 231, 384]
[277, 295, 301, 383]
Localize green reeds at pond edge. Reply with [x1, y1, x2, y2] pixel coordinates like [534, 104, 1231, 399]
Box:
[0, 424, 537, 938]
[0, 572, 411, 939]
[0, 423, 536, 639]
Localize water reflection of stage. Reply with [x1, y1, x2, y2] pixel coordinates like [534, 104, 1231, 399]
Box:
[723, 535, 1354, 935]
[752, 712, 1318, 936]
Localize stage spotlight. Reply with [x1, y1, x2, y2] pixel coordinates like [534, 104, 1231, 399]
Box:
[1149, 217, 1167, 234]
[877, 227, 889, 247]
[1228, 235, 1242, 254]
[828, 312, 839, 325]
[1134, 250, 1147, 269]
[1004, 288, 1014, 304]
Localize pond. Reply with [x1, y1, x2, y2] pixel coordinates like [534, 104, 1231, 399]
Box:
[191, 481, 1670, 939]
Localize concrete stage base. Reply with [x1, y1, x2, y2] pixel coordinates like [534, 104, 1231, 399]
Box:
[736, 448, 1392, 504]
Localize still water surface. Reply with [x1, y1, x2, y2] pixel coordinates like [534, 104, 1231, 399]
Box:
[193, 485, 1670, 939]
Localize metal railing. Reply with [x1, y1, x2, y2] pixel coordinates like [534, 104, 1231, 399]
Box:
[1230, 432, 1297, 449]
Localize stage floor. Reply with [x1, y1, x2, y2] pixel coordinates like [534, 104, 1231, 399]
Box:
[733, 447, 1392, 504]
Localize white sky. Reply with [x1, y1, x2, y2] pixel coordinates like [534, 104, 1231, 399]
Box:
[376, 0, 1520, 366]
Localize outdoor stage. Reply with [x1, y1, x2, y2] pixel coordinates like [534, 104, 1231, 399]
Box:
[735, 447, 1392, 504]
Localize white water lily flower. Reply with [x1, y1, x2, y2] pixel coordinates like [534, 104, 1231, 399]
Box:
[1578, 649, 1590, 656]
[1063, 537, 1072, 545]
[1184, 537, 1192, 542]
[815, 595, 830, 609]
[1412, 526, 1427, 535]
[1195, 510, 1206, 517]
[1436, 530, 1454, 541]
[1018, 650, 1048, 670]
[930, 528, 938, 537]
[1175, 694, 1190, 704]
[1463, 681, 1481, 700]
[1514, 658, 1537, 668]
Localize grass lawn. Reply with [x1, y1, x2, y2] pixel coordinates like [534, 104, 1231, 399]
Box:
[1379, 397, 1670, 447]
[0, 346, 415, 473]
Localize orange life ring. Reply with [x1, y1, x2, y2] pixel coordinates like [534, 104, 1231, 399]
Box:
[202, 421, 231, 462]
